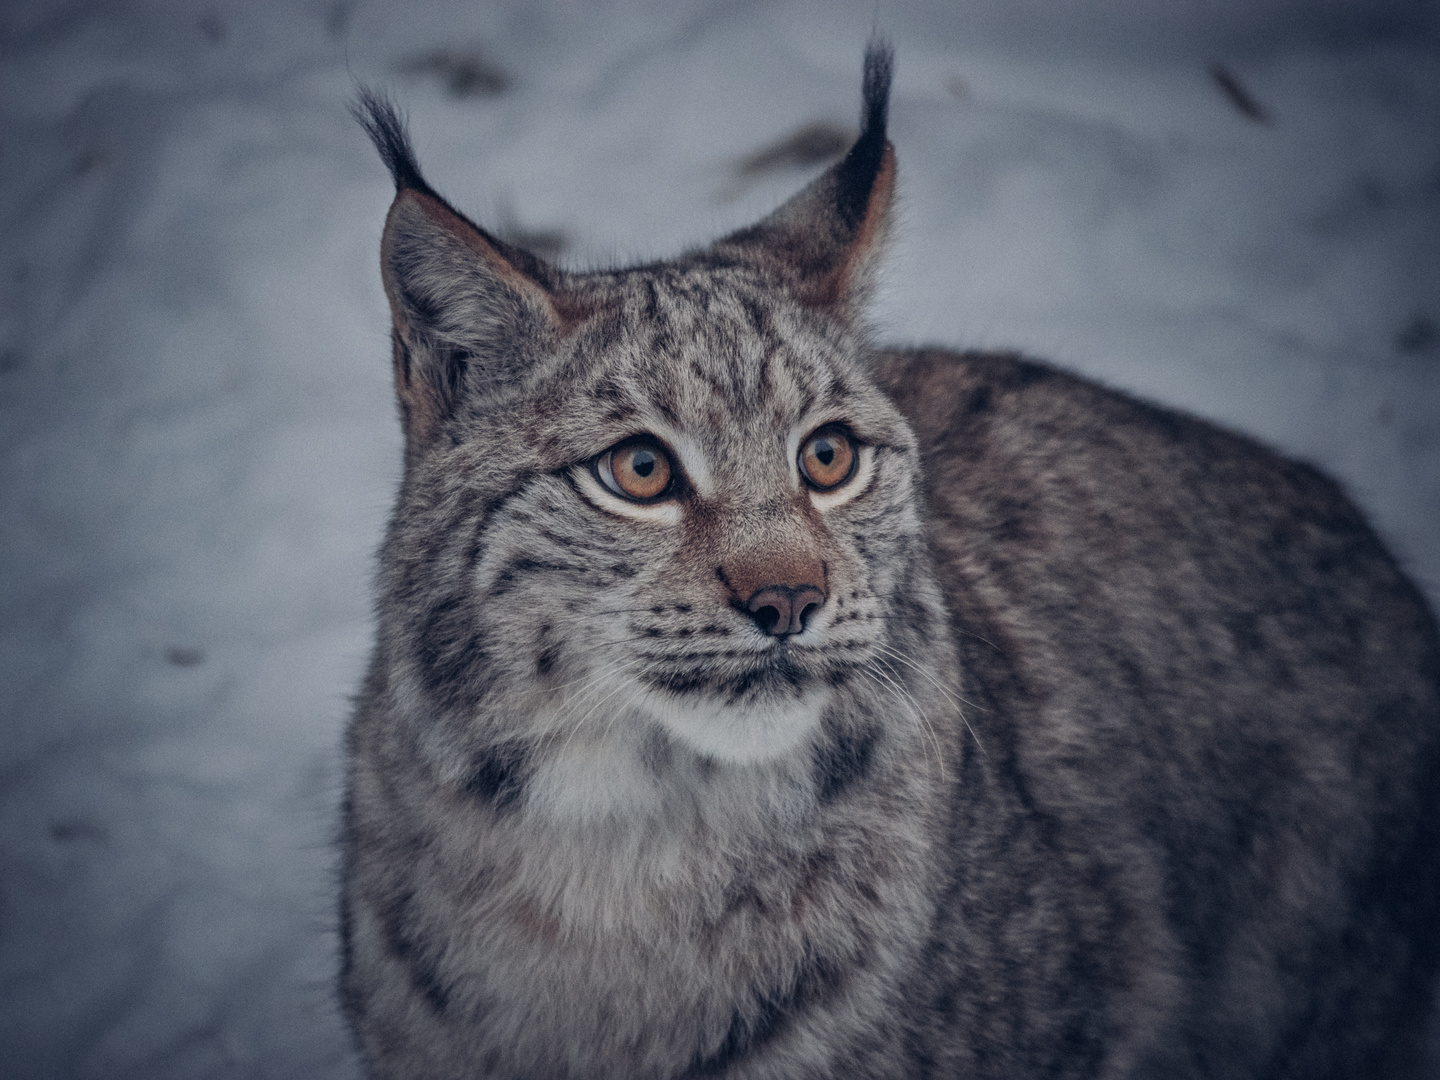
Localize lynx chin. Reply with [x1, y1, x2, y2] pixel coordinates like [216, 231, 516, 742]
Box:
[340, 40, 1440, 1080]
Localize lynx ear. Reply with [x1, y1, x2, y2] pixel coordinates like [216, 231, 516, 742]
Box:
[352, 91, 566, 459]
[715, 40, 896, 315]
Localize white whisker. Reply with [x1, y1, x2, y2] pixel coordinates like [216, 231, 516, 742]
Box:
[538, 654, 645, 694]
[535, 657, 646, 751]
[553, 670, 646, 757]
[873, 643, 988, 760]
[861, 663, 947, 780]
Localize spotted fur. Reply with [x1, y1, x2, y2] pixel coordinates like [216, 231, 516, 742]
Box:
[340, 42, 1440, 1079]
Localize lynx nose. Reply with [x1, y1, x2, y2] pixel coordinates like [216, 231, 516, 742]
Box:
[746, 584, 826, 637]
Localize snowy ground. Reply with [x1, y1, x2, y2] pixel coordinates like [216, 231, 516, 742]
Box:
[1, 1, 1437, 1076]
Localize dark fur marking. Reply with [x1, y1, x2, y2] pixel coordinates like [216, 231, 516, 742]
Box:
[685, 954, 848, 1076]
[479, 483, 533, 528]
[378, 889, 451, 1014]
[777, 350, 819, 417]
[599, 405, 637, 427]
[468, 518, 511, 564]
[729, 654, 808, 696]
[739, 295, 769, 337]
[538, 530, 571, 549]
[654, 394, 682, 427]
[584, 315, 622, 356]
[466, 742, 530, 811]
[487, 556, 584, 599]
[593, 376, 630, 403]
[416, 596, 492, 701]
[814, 725, 878, 801]
[690, 360, 731, 402]
[440, 346, 469, 399]
[641, 652, 809, 700]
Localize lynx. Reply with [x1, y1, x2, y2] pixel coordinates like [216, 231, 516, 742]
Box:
[340, 43, 1440, 1079]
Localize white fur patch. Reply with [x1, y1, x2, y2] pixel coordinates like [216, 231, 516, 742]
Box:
[647, 424, 715, 498]
[569, 464, 683, 524]
[636, 684, 830, 764]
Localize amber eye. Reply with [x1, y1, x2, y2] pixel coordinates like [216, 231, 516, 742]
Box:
[798, 426, 857, 491]
[597, 436, 674, 502]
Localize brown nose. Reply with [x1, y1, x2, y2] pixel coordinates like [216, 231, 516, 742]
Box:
[746, 584, 826, 637]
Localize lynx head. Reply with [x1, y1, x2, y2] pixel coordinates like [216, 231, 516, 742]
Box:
[357, 44, 941, 803]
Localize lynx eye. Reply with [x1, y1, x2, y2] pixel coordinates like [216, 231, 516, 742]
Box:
[596, 435, 674, 502]
[798, 426, 857, 491]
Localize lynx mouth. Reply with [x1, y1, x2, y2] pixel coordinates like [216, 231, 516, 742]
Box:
[624, 648, 832, 762]
[635, 646, 810, 700]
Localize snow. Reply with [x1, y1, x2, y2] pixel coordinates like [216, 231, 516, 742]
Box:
[0, 1, 1436, 1075]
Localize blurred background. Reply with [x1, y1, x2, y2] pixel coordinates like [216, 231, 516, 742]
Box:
[1, 0, 1437, 1075]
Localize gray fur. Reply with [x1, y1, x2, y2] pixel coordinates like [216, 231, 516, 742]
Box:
[340, 42, 1440, 1079]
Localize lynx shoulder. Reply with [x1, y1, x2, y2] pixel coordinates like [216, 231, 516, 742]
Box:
[340, 42, 1440, 1079]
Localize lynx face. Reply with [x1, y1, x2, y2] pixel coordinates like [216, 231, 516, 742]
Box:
[448, 267, 923, 768]
[355, 53, 917, 801]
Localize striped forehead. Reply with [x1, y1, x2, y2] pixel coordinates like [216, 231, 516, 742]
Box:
[615, 272, 850, 428]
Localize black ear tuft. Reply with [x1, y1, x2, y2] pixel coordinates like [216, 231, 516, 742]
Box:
[835, 38, 893, 229]
[712, 37, 898, 313]
[350, 87, 433, 196]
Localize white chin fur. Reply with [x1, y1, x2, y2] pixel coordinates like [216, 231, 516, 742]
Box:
[639, 686, 831, 764]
